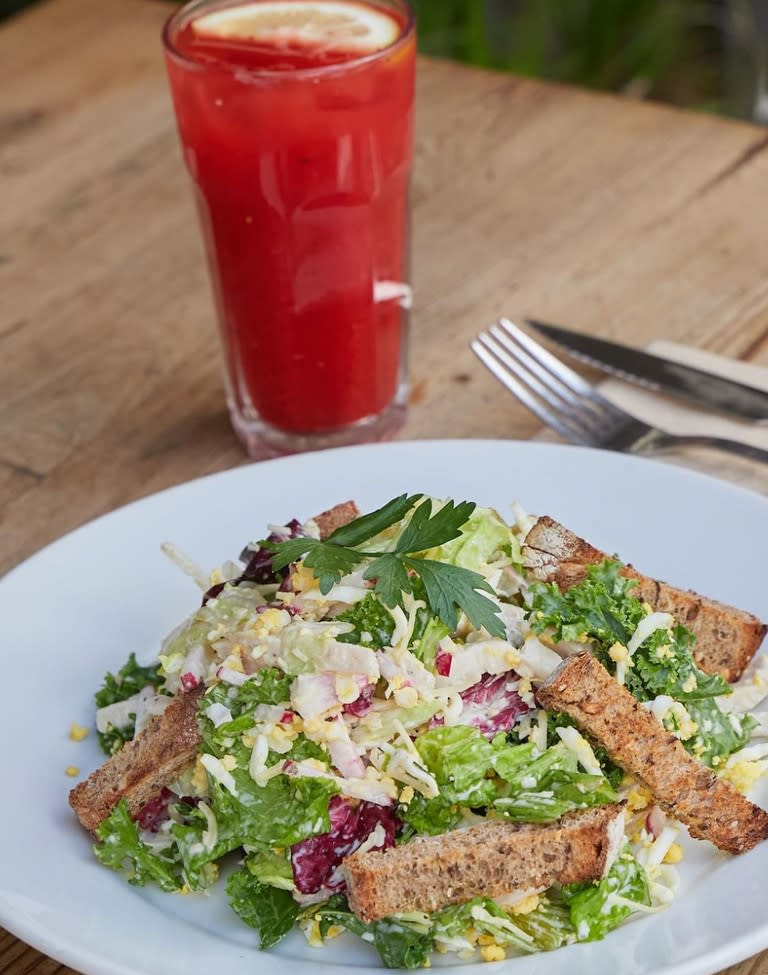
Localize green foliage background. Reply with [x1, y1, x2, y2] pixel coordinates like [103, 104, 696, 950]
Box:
[410, 0, 727, 111]
[4, 0, 762, 117]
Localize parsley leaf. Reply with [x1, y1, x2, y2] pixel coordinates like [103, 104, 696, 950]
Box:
[302, 542, 362, 593]
[269, 496, 505, 637]
[270, 536, 320, 573]
[393, 498, 476, 554]
[363, 553, 411, 608]
[326, 493, 423, 547]
[404, 557, 501, 634]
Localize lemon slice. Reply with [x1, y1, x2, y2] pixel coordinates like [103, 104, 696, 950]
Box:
[192, 1, 401, 54]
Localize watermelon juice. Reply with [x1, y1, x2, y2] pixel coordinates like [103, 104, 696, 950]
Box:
[163, 0, 415, 456]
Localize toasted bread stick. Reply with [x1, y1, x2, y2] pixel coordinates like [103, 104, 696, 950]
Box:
[69, 501, 360, 831]
[343, 803, 626, 922]
[68, 687, 203, 832]
[536, 652, 768, 854]
[522, 516, 765, 682]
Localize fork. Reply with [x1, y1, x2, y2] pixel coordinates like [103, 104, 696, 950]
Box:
[472, 319, 768, 464]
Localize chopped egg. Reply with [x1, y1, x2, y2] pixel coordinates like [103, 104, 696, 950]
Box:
[65, 765, 80, 777]
[292, 563, 318, 592]
[335, 674, 360, 704]
[681, 673, 698, 694]
[220, 647, 244, 673]
[69, 722, 89, 742]
[721, 760, 767, 793]
[251, 607, 292, 640]
[399, 785, 415, 806]
[663, 843, 683, 864]
[187, 757, 208, 795]
[509, 893, 540, 915]
[480, 945, 506, 962]
[302, 918, 323, 948]
[626, 786, 651, 812]
[608, 642, 628, 662]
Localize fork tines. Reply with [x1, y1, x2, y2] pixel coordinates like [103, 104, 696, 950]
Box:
[471, 319, 627, 446]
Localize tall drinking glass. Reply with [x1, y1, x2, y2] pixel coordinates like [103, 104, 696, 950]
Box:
[163, 0, 415, 457]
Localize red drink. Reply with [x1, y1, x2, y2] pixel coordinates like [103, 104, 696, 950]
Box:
[163, 0, 415, 456]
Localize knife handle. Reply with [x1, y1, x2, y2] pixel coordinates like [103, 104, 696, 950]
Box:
[650, 433, 768, 466]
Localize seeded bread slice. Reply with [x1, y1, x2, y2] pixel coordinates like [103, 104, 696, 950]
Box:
[69, 501, 360, 832]
[68, 686, 204, 832]
[522, 516, 765, 682]
[342, 803, 626, 923]
[536, 652, 768, 855]
[313, 500, 360, 538]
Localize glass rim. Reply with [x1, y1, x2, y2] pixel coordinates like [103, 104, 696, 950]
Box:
[162, 0, 416, 79]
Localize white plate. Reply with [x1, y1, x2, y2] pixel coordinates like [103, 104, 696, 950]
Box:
[1, 440, 766, 975]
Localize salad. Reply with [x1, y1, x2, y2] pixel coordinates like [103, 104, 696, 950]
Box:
[81, 495, 768, 969]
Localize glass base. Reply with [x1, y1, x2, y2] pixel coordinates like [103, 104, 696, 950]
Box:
[228, 390, 408, 460]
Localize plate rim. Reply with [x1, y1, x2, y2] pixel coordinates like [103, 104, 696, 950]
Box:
[2, 438, 767, 975]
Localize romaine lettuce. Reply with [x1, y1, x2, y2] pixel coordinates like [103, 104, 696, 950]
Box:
[227, 867, 300, 948]
[563, 846, 651, 941]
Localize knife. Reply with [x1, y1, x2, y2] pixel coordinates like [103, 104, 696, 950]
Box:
[525, 319, 768, 421]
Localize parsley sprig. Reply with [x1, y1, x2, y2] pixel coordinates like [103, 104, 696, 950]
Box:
[269, 495, 505, 637]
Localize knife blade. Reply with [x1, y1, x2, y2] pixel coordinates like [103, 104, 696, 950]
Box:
[525, 319, 768, 421]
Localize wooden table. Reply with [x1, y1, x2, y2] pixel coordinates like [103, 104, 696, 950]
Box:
[2, 0, 768, 972]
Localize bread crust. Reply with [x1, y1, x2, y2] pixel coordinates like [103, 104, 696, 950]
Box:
[313, 500, 360, 538]
[536, 652, 768, 855]
[68, 687, 203, 831]
[343, 803, 625, 922]
[522, 516, 766, 682]
[69, 501, 361, 832]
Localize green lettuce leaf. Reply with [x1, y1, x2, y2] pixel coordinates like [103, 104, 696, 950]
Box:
[627, 623, 730, 703]
[492, 741, 618, 822]
[94, 652, 166, 755]
[397, 792, 461, 839]
[314, 897, 435, 970]
[243, 849, 295, 890]
[227, 867, 300, 948]
[528, 560, 642, 646]
[94, 799, 183, 892]
[158, 585, 265, 680]
[683, 700, 756, 767]
[337, 593, 395, 649]
[198, 668, 293, 756]
[563, 847, 651, 941]
[528, 561, 749, 765]
[411, 617, 450, 667]
[414, 726, 497, 805]
[425, 505, 518, 573]
[509, 893, 576, 951]
[434, 896, 573, 954]
[174, 772, 337, 884]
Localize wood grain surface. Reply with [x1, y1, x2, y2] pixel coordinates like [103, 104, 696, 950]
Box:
[2, 0, 768, 972]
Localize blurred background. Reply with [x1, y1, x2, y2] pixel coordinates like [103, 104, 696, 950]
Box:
[5, 0, 767, 123]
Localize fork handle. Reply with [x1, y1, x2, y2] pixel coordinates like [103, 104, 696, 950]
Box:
[650, 432, 768, 465]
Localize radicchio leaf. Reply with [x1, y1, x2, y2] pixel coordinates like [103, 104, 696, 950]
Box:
[290, 796, 399, 895]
